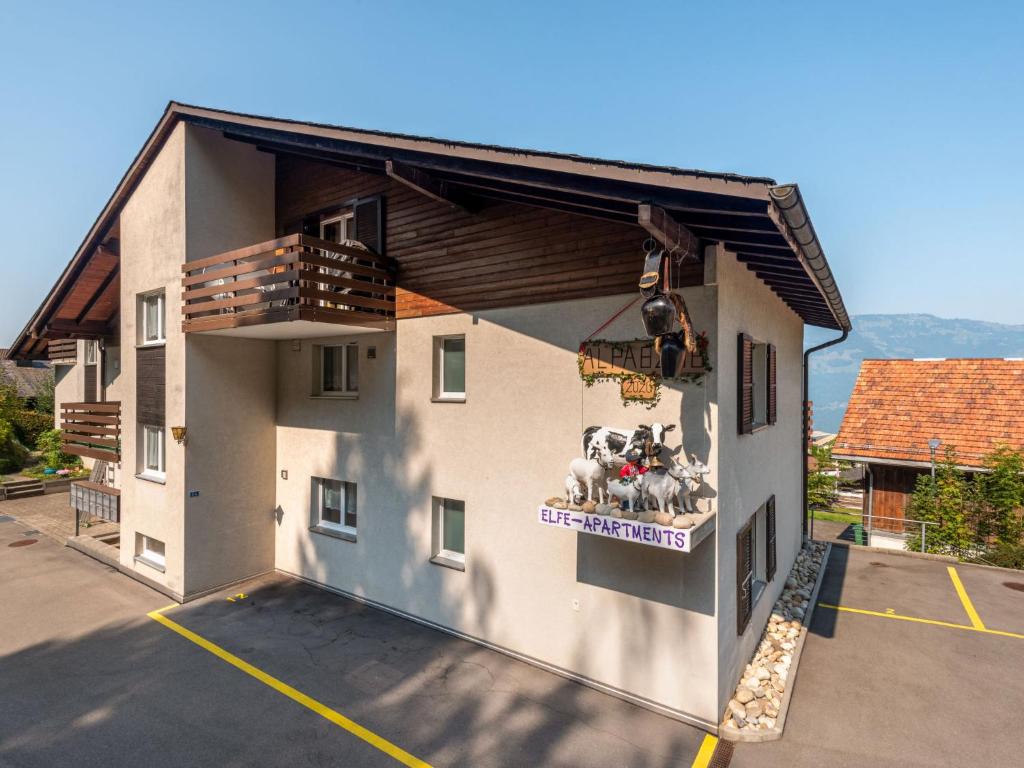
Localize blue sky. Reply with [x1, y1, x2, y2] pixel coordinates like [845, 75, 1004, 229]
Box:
[1, 1, 1022, 345]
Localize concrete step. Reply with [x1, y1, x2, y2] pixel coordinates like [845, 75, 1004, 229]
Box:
[3, 479, 44, 490]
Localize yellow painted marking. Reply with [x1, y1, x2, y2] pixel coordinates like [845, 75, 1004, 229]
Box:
[147, 607, 431, 767]
[947, 566, 985, 630]
[691, 734, 719, 768]
[885, 608, 895, 615]
[818, 603, 1024, 640]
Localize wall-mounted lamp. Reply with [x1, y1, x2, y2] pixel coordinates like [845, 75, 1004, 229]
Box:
[171, 426, 188, 445]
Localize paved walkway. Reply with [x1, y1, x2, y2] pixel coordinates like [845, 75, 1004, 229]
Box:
[732, 545, 1024, 767]
[0, 490, 118, 544]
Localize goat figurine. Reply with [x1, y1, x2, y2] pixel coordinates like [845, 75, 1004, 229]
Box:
[568, 457, 605, 504]
[670, 455, 710, 513]
[564, 473, 584, 505]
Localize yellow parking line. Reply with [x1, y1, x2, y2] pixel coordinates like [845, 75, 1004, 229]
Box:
[691, 734, 719, 768]
[147, 606, 432, 767]
[817, 603, 1024, 640]
[947, 566, 986, 630]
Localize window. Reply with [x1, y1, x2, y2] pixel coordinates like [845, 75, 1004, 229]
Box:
[313, 343, 359, 396]
[432, 496, 465, 569]
[738, 334, 776, 434]
[138, 291, 166, 345]
[84, 340, 98, 365]
[312, 477, 357, 538]
[434, 335, 466, 401]
[139, 424, 165, 481]
[751, 342, 768, 427]
[135, 534, 166, 572]
[320, 213, 354, 244]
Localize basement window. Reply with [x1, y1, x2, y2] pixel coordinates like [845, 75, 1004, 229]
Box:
[311, 477, 357, 541]
[431, 496, 465, 570]
[135, 534, 166, 572]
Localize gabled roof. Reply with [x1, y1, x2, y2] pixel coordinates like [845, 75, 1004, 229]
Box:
[6, 102, 850, 359]
[833, 358, 1024, 470]
[0, 350, 52, 399]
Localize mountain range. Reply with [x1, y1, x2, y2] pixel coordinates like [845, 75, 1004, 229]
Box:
[804, 314, 1024, 433]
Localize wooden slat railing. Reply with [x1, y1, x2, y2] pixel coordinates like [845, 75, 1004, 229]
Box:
[48, 339, 77, 363]
[181, 234, 396, 334]
[60, 402, 121, 463]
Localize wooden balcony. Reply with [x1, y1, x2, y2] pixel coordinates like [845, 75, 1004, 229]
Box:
[61, 402, 121, 462]
[48, 339, 77, 363]
[181, 234, 396, 338]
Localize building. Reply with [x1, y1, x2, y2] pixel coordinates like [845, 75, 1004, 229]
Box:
[5, 102, 850, 731]
[833, 358, 1024, 533]
[0, 348, 52, 408]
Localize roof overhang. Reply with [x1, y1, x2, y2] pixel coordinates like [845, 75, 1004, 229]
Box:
[6, 102, 851, 359]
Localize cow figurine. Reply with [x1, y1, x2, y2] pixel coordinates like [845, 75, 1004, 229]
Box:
[564, 473, 584, 505]
[606, 477, 643, 512]
[669, 455, 710, 513]
[568, 457, 606, 504]
[581, 423, 676, 467]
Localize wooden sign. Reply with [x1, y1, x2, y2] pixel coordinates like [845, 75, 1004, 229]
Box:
[579, 339, 706, 379]
[621, 376, 657, 401]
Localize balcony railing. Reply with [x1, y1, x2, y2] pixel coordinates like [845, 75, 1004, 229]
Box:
[48, 339, 77, 363]
[61, 402, 121, 463]
[181, 234, 396, 334]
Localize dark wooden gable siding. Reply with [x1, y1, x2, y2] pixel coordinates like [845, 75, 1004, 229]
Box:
[276, 156, 700, 319]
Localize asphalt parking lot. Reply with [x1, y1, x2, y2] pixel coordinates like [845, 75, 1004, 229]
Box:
[732, 544, 1024, 768]
[0, 515, 710, 768]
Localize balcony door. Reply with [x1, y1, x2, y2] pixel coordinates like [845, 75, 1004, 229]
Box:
[319, 214, 355, 309]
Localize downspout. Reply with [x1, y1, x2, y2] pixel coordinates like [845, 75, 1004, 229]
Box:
[803, 329, 848, 540]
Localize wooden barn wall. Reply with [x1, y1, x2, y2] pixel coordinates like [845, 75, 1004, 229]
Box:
[275, 155, 685, 319]
[867, 464, 923, 531]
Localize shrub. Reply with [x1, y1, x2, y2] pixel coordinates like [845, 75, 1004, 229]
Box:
[14, 410, 53, 449]
[980, 542, 1024, 570]
[36, 428, 80, 470]
[0, 421, 28, 474]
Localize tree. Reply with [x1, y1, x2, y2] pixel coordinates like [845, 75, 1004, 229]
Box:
[978, 444, 1024, 544]
[907, 446, 974, 556]
[807, 443, 838, 509]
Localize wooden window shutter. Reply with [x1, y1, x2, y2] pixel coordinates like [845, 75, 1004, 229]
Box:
[353, 196, 385, 255]
[136, 346, 166, 426]
[766, 495, 777, 582]
[736, 519, 754, 635]
[767, 343, 778, 425]
[83, 361, 98, 404]
[737, 333, 754, 434]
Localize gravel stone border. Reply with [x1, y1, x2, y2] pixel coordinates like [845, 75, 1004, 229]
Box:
[720, 540, 831, 742]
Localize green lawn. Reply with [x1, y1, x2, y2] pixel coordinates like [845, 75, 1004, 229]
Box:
[811, 508, 861, 526]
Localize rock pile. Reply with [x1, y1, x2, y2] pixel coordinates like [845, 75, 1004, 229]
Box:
[722, 541, 826, 733]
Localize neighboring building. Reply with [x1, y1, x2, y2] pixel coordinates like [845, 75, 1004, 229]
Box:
[6, 102, 850, 731]
[0, 348, 52, 408]
[833, 358, 1024, 532]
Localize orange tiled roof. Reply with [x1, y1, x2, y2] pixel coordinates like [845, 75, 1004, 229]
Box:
[833, 358, 1024, 469]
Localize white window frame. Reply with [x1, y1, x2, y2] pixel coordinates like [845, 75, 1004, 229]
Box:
[320, 213, 354, 245]
[139, 291, 166, 346]
[751, 341, 769, 428]
[434, 335, 466, 402]
[431, 496, 465, 570]
[83, 340, 98, 365]
[135, 534, 166, 572]
[312, 477, 357, 539]
[314, 343, 359, 398]
[138, 424, 166, 482]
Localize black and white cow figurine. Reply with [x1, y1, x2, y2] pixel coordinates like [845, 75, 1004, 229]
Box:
[581, 423, 676, 467]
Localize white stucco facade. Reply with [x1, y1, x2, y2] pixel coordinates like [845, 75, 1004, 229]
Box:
[46, 127, 812, 730]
